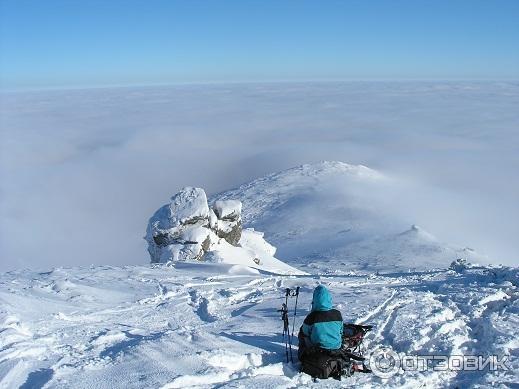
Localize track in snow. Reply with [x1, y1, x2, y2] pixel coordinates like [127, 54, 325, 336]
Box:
[0, 263, 517, 388]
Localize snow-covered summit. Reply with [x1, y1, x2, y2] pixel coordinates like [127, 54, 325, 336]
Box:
[213, 161, 485, 273]
[213, 161, 383, 225]
[145, 161, 481, 275]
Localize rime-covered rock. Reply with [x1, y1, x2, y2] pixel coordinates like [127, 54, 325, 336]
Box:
[146, 188, 243, 263]
[213, 200, 242, 246]
[146, 187, 212, 263]
[144, 187, 302, 274]
[213, 200, 242, 220]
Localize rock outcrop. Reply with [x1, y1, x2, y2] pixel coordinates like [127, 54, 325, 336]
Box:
[213, 200, 242, 245]
[145, 186, 306, 275]
[145, 187, 243, 263]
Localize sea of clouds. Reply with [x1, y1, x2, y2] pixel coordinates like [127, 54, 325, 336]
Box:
[0, 81, 517, 271]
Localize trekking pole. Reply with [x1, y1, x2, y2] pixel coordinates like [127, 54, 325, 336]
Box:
[284, 288, 290, 363]
[279, 303, 288, 362]
[278, 288, 290, 363]
[289, 286, 300, 363]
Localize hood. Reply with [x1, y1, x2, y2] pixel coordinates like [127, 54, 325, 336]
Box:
[311, 285, 333, 311]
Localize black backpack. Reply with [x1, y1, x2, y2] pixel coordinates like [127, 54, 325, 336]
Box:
[298, 323, 373, 380]
[301, 351, 340, 380]
[300, 348, 354, 380]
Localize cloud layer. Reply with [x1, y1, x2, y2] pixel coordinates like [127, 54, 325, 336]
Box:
[1, 82, 518, 271]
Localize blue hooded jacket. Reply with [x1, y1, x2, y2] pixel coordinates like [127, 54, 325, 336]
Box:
[301, 285, 343, 350]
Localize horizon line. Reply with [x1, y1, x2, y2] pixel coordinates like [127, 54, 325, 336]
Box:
[1, 77, 518, 94]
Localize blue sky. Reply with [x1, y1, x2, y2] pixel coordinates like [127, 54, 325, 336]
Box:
[1, 0, 518, 89]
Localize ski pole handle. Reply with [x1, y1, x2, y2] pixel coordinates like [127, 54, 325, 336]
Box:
[287, 287, 299, 297]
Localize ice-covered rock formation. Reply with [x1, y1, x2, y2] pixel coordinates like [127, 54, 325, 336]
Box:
[213, 200, 242, 245]
[145, 187, 303, 274]
[145, 187, 215, 263]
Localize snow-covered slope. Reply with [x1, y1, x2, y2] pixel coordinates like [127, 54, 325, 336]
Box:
[0, 264, 517, 388]
[213, 161, 485, 274]
[0, 162, 516, 388]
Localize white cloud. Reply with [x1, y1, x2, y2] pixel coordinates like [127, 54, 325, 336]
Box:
[0, 81, 517, 271]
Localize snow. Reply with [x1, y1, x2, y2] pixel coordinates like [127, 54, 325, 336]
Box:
[0, 162, 517, 388]
[212, 161, 487, 274]
[0, 263, 517, 388]
[209, 209, 218, 230]
[240, 228, 276, 257]
[478, 290, 509, 306]
[213, 200, 242, 220]
[152, 187, 210, 230]
[206, 235, 304, 276]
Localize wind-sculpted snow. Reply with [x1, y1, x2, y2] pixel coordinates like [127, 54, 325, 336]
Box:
[0, 263, 517, 388]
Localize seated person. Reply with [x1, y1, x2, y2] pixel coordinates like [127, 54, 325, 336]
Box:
[298, 285, 343, 361]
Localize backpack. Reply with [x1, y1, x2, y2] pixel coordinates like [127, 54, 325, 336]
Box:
[298, 323, 373, 380]
[300, 348, 353, 380]
[300, 351, 340, 380]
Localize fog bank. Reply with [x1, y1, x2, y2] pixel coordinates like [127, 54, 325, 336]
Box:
[1, 81, 517, 271]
